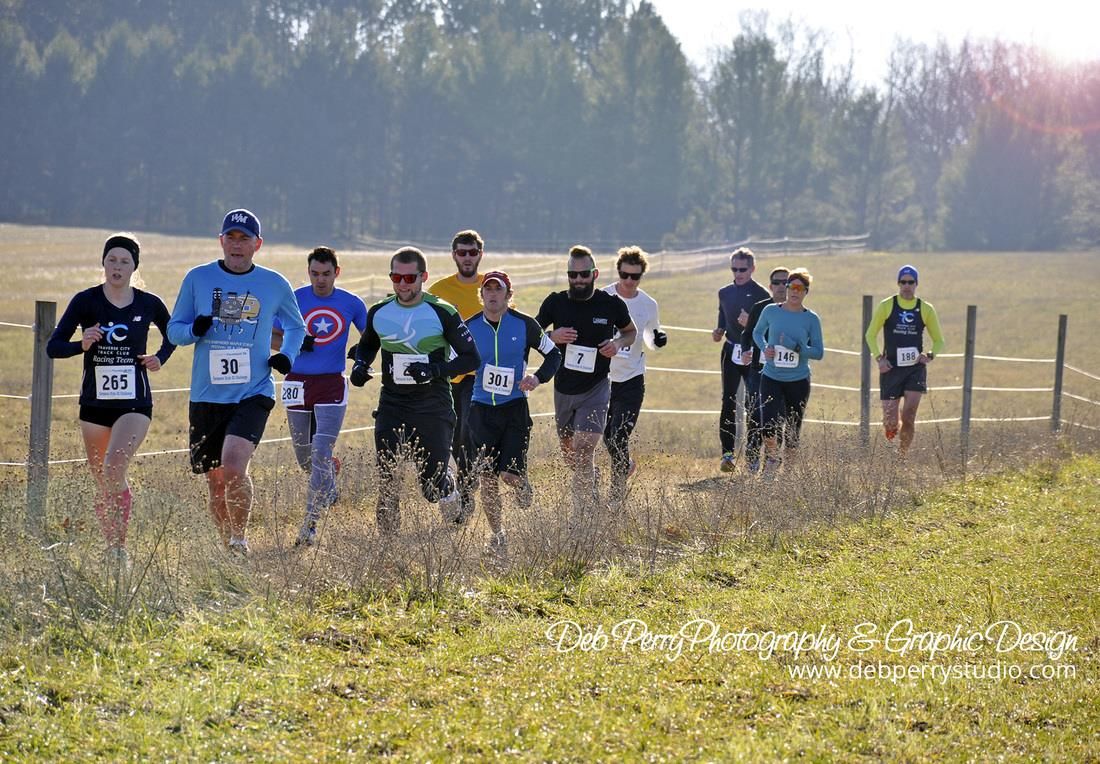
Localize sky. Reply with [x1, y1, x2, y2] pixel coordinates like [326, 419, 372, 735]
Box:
[647, 0, 1099, 85]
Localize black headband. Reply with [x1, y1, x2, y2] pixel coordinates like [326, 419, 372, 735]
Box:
[102, 234, 140, 269]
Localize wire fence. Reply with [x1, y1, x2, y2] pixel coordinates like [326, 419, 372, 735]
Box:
[2, 299, 1097, 473]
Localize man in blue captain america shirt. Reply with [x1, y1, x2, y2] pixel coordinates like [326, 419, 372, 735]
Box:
[272, 246, 367, 548]
[168, 208, 306, 554]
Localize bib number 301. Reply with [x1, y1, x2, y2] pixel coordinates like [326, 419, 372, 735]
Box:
[482, 364, 515, 395]
[95, 365, 136, 400]
[209, 347, 251, 385]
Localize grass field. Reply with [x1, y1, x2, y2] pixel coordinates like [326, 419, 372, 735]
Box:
[1, 225, 1099, 759]
[0, 455, 1096, 760]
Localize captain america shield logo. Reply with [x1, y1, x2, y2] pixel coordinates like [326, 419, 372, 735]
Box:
[303, 307, 346, 344]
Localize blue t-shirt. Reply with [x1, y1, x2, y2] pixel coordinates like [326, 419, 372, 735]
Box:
[275, 286, 367, 375]
[752, 303, 825, 382]
[168, 260, 306, 403]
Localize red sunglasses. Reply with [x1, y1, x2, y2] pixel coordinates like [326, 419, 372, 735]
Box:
[389, 272, 421, 284]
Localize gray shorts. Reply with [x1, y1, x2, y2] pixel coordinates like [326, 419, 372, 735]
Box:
[554, 379, 611, 437]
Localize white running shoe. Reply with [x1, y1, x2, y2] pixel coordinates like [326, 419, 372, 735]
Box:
[228, 537, 250, 556]
[487, 531, 508, 559]
[438, 488, 464, 525]
[294, 520, 317, 548]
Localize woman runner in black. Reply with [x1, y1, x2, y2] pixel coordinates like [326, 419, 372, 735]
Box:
[47, 233, 175, 568]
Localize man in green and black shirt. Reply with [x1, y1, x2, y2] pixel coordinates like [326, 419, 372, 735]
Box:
[351, 247, 480, 533]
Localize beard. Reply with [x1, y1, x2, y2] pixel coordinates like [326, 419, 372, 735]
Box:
[568, 281, 595, 300]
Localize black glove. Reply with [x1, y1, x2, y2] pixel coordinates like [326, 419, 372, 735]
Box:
[403, 361, 441, 384]
[653, 329, 668, 348]
[350, 362, 373, 387]
[347, 345, 359, 361]
[192, 315, 213, 337]
[300, 335, 316, 352]
[268, 353, 292, 375]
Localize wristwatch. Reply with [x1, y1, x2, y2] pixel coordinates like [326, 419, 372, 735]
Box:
[926, 352, 934, 360]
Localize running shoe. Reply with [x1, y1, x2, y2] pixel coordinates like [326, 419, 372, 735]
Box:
[106, 546, 131, 573]
[487, 531, 508, 559]
[439, 488, 464, 525]
[228, 537, 250, 556]
[332, 455, 342, 475]
[720, 453, 736, 473]
[885, 428, 898, 442]
[627, 459, 638, 479]
[294, 519, 317, 548]
[514, 478, 534, 509]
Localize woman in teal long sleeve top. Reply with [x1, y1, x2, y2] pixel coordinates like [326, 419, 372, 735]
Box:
[750, 268, 824, 471]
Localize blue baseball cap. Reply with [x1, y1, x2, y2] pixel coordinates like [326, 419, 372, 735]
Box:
[897, 265, 918, 283]
[220, 208, 261, 238]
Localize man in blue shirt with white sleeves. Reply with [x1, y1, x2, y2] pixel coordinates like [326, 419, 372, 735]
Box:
[168, 208, 306, 554]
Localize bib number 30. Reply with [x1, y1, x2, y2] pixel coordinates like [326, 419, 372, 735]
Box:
[209, 347, 251, 385]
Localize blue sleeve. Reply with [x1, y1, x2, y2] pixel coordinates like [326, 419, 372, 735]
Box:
[275, 284, 306, 364]
[167, 272, 199, 346]
[752, 307, 771, 353]
[353, 296, 368, 332]
[46, 292, 86, 359]
[804, 314, 825, 360]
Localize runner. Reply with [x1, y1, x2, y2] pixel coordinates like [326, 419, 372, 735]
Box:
[426, 229, 486, 520]
[167, 209, 306, 554]
[751, 268, 824, 473]
[536, 245, 636, 520]
[601, 246, 667, 500]
[739, 265, 789, 471]
[349, 246, 480, 535]
[713, 247, 770, 471]
[465, 271, 561, 558]
[864, 265, 946, 455]
[271, 246, 367, 547]
[47, 233, 175, 570]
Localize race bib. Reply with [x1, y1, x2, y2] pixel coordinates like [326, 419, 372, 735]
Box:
[773, 345, 799, 369]
[95, 365, 135, 400]
[730, 343, 744, 365]
[564, 344, 597, 373]
[393, 353, 429, 385]
[209, 347, 251, 385]
[896, 346, 919, 367]
[482, 364, 515, 395]
[281, 380, 305, 407]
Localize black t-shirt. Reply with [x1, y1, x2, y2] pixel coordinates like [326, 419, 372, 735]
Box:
[46, 286, 175, 408]
[535, 289, 632, 395]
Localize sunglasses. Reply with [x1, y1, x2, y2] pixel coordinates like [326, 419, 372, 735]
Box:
[771, 278, 788, 285]
[454, 248, 481, 257]
[898, 279, 916, 285]
[732, 267, 750, 273]
[567, 269, 595, 279]
[618, 271, 643, 281]
[786, 281, 807, 292]
[389, 272, 421, 284]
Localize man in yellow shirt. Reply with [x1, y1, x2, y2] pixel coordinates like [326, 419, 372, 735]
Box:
[864, 265, 946, 455]
[427, 229, 486, 519]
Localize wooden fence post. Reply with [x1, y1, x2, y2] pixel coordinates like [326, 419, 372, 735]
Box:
[960, 305, 977, 474]
[860, 295, 872, 447]
[1052, 314, 1067, 433]
[27, 300, 55, 535]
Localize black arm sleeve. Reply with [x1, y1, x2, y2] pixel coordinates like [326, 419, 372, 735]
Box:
[46, 293, 86, 359]
[525, 315, 562, 383]
[151, 295, 177, 365]
[535, 293, 555, 330]
[356, 305, 382, 366]
[440, 312, 480, 378]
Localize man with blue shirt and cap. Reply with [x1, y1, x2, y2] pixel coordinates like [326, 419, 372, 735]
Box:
[864, 264, 946, 456]
[168, 208, 307, 554]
